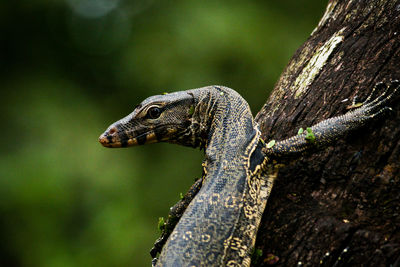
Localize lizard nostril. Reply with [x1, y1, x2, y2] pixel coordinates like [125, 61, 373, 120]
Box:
[109, 127, 117, 135]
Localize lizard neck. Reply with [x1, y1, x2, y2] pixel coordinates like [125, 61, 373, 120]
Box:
[202, 86, 258, 178]
[190, 86, 258, 163]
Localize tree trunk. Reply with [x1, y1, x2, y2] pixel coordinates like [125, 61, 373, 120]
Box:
[253, 0, 400, 266]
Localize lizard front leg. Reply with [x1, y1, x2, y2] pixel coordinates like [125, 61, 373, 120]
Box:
[151, 177, 203, 265]
[264, 80, 399, 159]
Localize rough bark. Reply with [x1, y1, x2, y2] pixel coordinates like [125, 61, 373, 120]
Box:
[253, 0, 400, 266]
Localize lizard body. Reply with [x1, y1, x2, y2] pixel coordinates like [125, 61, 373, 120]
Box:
[99, 81, 399, 266]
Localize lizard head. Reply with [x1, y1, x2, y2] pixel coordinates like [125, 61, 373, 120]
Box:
[99, 91, 200, 148]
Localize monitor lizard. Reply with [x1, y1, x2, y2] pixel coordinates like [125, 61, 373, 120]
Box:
[99, 81, 399, 266]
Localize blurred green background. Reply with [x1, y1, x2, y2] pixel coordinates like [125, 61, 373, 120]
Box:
[0, 1, 326, 266]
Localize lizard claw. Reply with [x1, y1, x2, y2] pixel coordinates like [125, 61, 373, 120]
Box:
[352, 80, 400, 119]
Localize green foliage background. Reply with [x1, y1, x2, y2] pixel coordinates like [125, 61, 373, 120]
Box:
[1, 1, 326, 266]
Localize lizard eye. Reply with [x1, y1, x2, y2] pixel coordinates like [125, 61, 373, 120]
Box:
[147, 107, 162, 119]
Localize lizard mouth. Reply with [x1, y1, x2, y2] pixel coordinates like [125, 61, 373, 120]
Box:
[99, 129, 158, 148]
[99, 126, 178, 148]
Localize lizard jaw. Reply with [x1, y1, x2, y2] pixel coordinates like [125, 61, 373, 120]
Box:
[98, 134, 138, 147]
[98, 127, 158, 148]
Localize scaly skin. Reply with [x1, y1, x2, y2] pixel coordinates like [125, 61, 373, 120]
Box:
[99, 81, 399, 267]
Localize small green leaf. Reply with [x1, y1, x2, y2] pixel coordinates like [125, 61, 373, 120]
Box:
[251, 248, 264, 264]
[298, 128, 304, 135]
[267, 140, 276, 148]
[162, 92, 169, 95]
[179, 192, 184, 199]
[255, 249, 263, 257]
[158, 217, 165, 232]
[188, 105, 195, 116]
[220, 92, 224, 96]
[305, 127, 316, 143]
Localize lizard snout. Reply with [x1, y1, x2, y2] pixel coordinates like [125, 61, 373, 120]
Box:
[98, 126, 118, 147]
